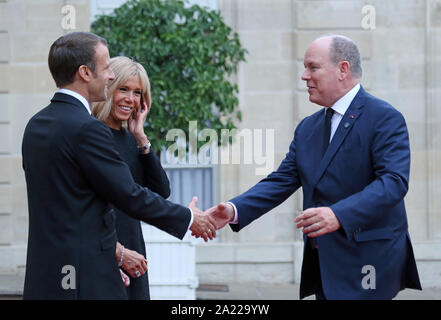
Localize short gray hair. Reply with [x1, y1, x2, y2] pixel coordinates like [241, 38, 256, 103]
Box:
[328, 35, 362, 79]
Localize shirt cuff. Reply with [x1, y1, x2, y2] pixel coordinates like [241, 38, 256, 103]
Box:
[187, 208, 194, 231]
[227, 201, 239, 224]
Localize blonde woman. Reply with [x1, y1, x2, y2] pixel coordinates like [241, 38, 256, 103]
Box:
[93, 56, 170, 300]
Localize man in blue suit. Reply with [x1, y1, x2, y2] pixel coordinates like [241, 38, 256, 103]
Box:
[207, 35, 422, 299]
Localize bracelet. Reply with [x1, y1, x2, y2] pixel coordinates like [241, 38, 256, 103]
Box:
[137, 140, 151, 154]
[118, 245, 125, 267]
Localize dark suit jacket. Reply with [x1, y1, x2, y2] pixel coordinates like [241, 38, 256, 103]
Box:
[21, 93, 191, 299]
[230, 86, 421, 299]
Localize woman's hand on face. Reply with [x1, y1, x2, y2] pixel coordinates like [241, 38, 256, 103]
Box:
[129, 100, 149, 137]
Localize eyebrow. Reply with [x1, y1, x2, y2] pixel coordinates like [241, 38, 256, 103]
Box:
[305, 60, 319, 67]
[119, 85, 142, 91]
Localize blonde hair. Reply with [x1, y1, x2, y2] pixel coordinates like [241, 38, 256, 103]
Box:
[92, 56, 151, 128]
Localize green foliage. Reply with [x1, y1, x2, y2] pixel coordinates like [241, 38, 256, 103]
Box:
[91, 0, 247, 152]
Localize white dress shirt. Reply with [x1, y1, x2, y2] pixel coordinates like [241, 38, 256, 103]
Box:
[327, 83, 360, 142]
[229, 83, 361, 225]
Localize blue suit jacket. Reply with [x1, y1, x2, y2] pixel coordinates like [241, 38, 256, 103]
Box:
[230, 86, 421, 299]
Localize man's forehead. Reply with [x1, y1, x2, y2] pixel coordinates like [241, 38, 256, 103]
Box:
[96, 43, 108, 54]
[304, 39, 331, 62]
[94, 43, 110, 62]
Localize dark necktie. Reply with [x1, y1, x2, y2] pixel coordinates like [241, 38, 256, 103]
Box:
[310, 108, 334, 250]
[322, 108, 335, 157]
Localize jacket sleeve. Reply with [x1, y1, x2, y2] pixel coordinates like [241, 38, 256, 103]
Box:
[138, 148, 171, 199]
[76, 120, 190, 239]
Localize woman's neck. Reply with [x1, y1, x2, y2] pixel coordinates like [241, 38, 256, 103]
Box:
[105, 118, 122, 130]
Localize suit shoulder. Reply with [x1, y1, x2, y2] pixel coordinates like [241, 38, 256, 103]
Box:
[297, 108, 323, 128]
[26, 102, 55, 122]
[77, 117, 115, 146]
[361, 91, 406, 123]
[363, 91, 401, 114]
[58, 103, 104, 135]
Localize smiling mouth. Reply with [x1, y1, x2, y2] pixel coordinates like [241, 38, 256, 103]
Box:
[119, 105, 132, 112]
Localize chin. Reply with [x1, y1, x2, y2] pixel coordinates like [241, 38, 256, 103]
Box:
[308, 95, 317, 103]
[309, 96, 324, 106]
[116, 114, 132, 122]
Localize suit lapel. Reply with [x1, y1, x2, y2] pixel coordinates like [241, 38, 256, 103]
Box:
[304, 111, 328, 173]
[311, 87, 366, 188]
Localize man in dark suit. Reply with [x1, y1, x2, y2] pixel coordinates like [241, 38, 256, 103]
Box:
[206, 35, 422, 299]
[22, 32, 216, 299]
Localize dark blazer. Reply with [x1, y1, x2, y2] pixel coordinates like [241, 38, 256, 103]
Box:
[230, 86, 421, 299]
[21, 93, 191, 299]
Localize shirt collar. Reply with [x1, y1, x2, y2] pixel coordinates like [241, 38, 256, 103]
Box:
[328, 83, 361, 116]
[57, 88, 91, 115]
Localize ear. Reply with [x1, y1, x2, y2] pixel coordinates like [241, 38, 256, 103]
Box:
[77, 65, 92, 83]
[338, 61, 350, 80]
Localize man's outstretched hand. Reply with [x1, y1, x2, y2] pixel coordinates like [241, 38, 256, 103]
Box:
[205, 202, 235, 230]
[188, 197, 217, 242]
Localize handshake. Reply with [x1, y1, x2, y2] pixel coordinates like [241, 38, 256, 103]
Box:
[188, 197, 235, 242]
[119, 198, 235, 287]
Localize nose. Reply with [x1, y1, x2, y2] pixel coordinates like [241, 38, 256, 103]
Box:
[109, 68, 115, 81]
[301, 69, 310, 81]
